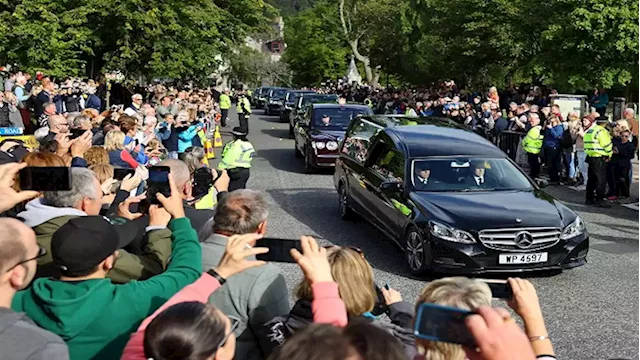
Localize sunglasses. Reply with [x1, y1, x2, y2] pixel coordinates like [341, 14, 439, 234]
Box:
[213, 315, 240, 353]
[5, 246, 46, 273]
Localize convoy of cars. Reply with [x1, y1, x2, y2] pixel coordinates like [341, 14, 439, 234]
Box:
[293, 103, 373, 172]
[253, 89, 589, 276]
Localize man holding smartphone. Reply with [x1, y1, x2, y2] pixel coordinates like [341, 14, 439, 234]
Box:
[202, 189, 289, 360]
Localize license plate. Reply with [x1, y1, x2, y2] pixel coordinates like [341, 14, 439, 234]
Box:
[498, 253, 548, 264]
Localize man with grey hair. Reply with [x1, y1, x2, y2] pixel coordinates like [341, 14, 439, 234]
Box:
[202, 189, 289, 360]
[17, 168, 172, 283]
[124, 93, 144, 117]
[152, 159, 229, 233]
[72, 114, 92, 131]
[37, 101, 57, 128]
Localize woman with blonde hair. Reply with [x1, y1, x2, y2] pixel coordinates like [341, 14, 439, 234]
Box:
[414, 277, 492, 360]
[84, 146, 109, 167]
[259, 245, 415, 358]
[413, 277, 556, 360]
[105, 130, 139, 168]
[488, 86, 499, 105]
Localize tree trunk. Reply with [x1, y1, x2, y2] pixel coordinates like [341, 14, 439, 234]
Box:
[340, 0, 373, 84]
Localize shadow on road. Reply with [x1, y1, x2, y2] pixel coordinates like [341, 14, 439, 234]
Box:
[257, 148, 334, 175]
[257, 148, 305, 173]
[267, 187, 415, 278]
[257, 115, 285, 124]
[542, 188, 638, 222]
[261, 128, 290, 140]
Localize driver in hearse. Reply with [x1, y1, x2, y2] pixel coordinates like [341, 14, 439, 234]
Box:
[321, 114, 332, 126]
[414, 163, 436, 190]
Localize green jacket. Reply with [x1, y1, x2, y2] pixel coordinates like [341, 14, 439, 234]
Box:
[18, 199, 172, 284]
[12, 217, 202, 360]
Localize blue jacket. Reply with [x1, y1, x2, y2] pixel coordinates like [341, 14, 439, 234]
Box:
[109, 150, 133, 168]
[543, 125, 564, 148]
[156, 122, 172, 141]
[177, 125, 200, 153]
[162, 124, 179, 152]
[85, 94, 101, 111]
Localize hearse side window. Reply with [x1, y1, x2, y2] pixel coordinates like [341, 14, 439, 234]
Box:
[341, 119, 382, 163]
[370, 144, 405, 183]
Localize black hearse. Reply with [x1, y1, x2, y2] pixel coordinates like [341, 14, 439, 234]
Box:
[334, 115, 589, 274]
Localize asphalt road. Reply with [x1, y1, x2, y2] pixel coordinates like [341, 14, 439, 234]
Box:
[212, 108, 638, 360]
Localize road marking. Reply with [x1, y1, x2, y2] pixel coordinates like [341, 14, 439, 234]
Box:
[621, 203, 639, 211]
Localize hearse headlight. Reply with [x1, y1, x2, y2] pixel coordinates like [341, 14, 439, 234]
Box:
[312, 141, 326, 150]
[326, 141, 338, 151]
[561, 215, 586, 240]
[429, 221, 475, 244]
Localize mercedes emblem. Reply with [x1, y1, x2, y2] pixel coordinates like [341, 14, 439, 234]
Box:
[514, 231, 534, 249]
[515, 218, 522, 223]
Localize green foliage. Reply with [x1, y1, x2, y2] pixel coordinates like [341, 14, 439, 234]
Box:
[282, 1, 350, 85]
[267, 0, 318, 15]
[0, 0, 277, 81]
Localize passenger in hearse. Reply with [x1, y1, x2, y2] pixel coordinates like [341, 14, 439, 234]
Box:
[463, 160, 497, 188]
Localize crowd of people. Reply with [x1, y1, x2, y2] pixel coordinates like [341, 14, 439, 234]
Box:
[313, 80, 638, 207]
[0, 70, 630, 360]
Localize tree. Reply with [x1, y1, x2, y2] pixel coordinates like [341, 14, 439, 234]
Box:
[227, 45, 291, 87]
[282, 1, 351, 85]
[0, 0, 278, 82]
[0, 0, 97, 77]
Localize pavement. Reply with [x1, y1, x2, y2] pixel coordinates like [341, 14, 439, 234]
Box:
[211, 108, 639, 360]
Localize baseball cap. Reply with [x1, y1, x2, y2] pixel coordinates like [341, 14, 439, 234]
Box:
[51, 216, 125, 274]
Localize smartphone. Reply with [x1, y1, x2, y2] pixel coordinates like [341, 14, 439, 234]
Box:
[479, 279, 513, 299]
[413, 303, 476, 347]
[192, 167, 213, 199]
[147, 166, 171, 204]
[69, 128, 85, 140]
[255, 238, 303, 263]
[19, 167, 71, 191]
[113, 168, 136, 181]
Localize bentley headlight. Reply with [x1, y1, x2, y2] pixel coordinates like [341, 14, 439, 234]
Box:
[326, 141, 338, 151]
[429, 221, 475, 244]
[561, 216, 586, 240]
[313, 141, 326, 150]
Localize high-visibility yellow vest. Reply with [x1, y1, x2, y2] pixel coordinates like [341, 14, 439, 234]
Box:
[195, 186, 217, 209]
[236, 97, 252, 114]
[219, 94, 231, 110]
[522, 125, 543, 154]
[584, 124, 612, 157]
[218, 139, 255, 170]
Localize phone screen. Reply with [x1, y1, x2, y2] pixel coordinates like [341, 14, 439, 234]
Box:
[69, 128, 85, 140]
[414, 303, 476, 347]
[19, 167, 71, 191]
[479, 279, 513, 299]
[255, 238, 303, 263]
[113, 168, 136, 181]
[147, 166, 171, 204]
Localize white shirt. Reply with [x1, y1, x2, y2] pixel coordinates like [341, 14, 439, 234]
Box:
[417, 177, 429, 185]
[474, 176, 485, 186]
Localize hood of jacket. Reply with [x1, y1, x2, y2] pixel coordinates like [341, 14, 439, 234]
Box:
[14, 278, 114, 341]
[17, 198, 86, 228]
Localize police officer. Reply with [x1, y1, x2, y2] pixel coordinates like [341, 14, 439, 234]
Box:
[522, 113, 544, 179]
[584, 116, 613, 207]
[236, 90, 252, 134]
[219, 88, 231, 127]
[218, 127, 254, 191]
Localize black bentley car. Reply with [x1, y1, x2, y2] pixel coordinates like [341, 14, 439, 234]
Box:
[280, 90, 316, 123]
[254, 87, 274, 109]
[264, 88, 290, 116]
[334, 115, 589, 274]
[294, 103, 373, 172]
[289, 93, 339, 135]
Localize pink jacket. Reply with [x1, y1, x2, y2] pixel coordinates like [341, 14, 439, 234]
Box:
[120, 275, 347, 360]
